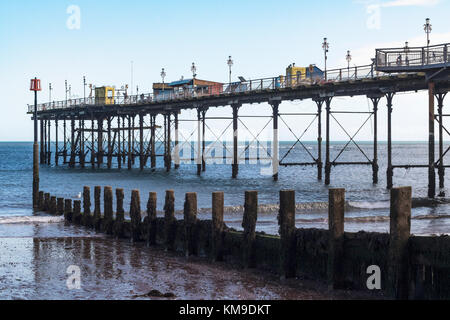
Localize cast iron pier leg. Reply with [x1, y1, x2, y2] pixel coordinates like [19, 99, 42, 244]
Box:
[325, 97, 332, 185]
[232, 104, 240, 179]
[386, 93, 395, 190]
[428, 82, 436, 199]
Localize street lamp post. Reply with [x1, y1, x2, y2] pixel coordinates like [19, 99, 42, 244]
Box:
[30, 78, 41, 209]
[161, 68, 166, 100]
[191, 62, 197, 95]
[404, 41, 410, 66]
[424, 18, 432, 63]
[65, 80, 68, 106]
[49, 83, 52, 103]
[83, 76, 86, 103]
[346, 50, 352, 79]
[227, 56, 233, 91]
[322, 38, 329, 81]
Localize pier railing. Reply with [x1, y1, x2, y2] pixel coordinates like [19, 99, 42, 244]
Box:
[376, 42, 449, 70]
[28, 63, 395, 113]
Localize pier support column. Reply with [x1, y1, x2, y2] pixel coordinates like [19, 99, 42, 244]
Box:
[437, 92, 447, 193]
[428, 82, 436, 198]
[55, 119, 59, 166]
[43, 119, 47, 164]
[90, 117, 95, 168]
[97, 118, 103, 168]
[131, 116, 136, 165]
[270, 100, 280, 181]
[117, 117, 122, 169]
[369, 95, 382, 184]
[174, 112, 180, 169]
[386, 93, 395, 189]
[63, 119, 67, 164]
[40, 119, 44, 164]
[388, 186, 411, 299]
[315, 99, 323, 180]
[128, 115, 132, 170]
[139, 113, 144, 170]
[107, 117, 112, 169]
[166, 113, 172, 172]
[196, 109, 202, 175]
[80, 119, 85, 168]
[122, 116, 126, 165]
[47, 119, 51, 165]
[69, 118, 75, 168]
[325, 97, 332, 185]
[232, 104, 241, 179]
[151, 115, 156, 170]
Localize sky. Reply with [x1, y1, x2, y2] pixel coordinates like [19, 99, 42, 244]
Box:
[0, 0, 449, 141]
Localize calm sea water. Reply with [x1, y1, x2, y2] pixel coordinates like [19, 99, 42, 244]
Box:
[1, 141, 449, 299]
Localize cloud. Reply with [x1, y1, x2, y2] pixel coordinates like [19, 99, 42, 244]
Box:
[381, 0, 440, 7]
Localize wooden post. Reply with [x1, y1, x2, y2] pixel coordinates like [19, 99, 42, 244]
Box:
[103, 186, 113, 234]
[82, 186, 92, 227]
[44, 193, 50, 212]
[73, 200, 81, 224]
[211, 191, 224, 261]
[328, 188, 345, 289]
[242, 191, 257, 268]
[278, 190, 296, 278]
[163, 190, 176, 251]
[93, 186, 102, 229]
[50, 196, 57, 215]
[114, 188, 125, 238]
[57, 198, 64, 216]
[38, 191, 44, 211]
[388, 186, 411, 299]
[130, 190, 142, 242]
[184, 192, 198, 257]
[64, 199, 73, 221]
[147, 192, 157, 246]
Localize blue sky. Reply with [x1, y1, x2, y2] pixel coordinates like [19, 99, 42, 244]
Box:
[0, 0, 449, 141]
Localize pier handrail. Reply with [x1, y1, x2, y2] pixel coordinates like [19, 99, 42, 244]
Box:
[28, 63, 402, 113]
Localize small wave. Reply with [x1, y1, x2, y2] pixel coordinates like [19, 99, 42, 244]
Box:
[0, 216, 64, 225]
[347, 201, 390, 210]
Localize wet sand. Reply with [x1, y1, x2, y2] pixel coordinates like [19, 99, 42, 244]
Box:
[0, 225, 385, 300]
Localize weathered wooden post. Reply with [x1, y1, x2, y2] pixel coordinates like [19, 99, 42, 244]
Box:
[328, 188, 346, 289]
[211, 191, 224, 261]
[278, 190, 297, 279]
[57, 198, 64, 216]
[44, 193, 50, 212]
[50, 196, 57, 215]
[388, 186, 411, 299]
[82, 186, 92, 227]
[113, 188, 125, 238]
[242, 191, 257, 268]
[93, 186, 102, 230]
[73, 200, 81, 224]
[130, 190, 142, 242]
[38, 191, 44, 211]
[184, 192, 198, 257]
[147, 192, 157, 246]
[164, 190, 176, 251]
[64, 199, 73, 221]
[103, 186, 113, 234]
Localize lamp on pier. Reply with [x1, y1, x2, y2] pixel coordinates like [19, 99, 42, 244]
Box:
[322, 38, 329, 81]
[346, 50, 352, 78]
[227, 55, 233, 90]
[161, 68, 166, 98]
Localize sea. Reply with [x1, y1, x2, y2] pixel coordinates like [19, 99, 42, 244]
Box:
[1, 141, 449, 299]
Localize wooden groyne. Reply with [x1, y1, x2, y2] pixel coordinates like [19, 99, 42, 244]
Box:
[36, 186, 450, 300]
